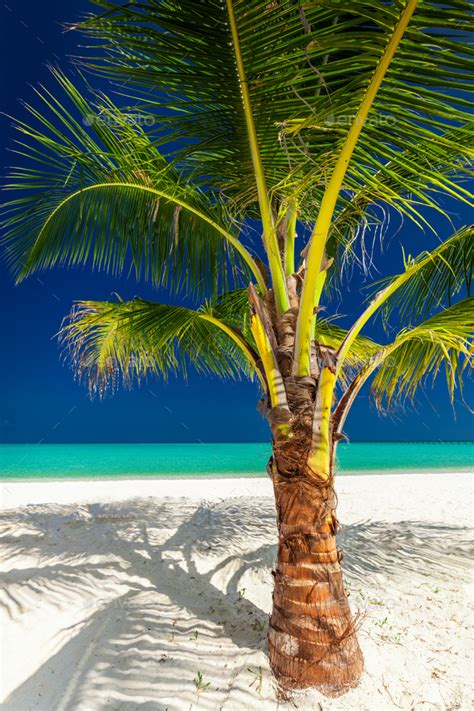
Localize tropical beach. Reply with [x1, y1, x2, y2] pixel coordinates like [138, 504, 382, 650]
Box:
[1, 0, 473, 707]
[1, 470, 472, 709]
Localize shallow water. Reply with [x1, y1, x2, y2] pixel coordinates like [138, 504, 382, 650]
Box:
[0, 441, 472, 479]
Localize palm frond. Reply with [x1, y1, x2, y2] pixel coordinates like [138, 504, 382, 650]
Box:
[77, 0, 473, 238]
[1, 69, 262, 297]
[316, 320, 379, 367]
[336, 225, 473, 373]
[60, 297, 259, 397]
[371, 298, 473, 409]
[328, 124, 474, 259]
[376, 225, 473, 327]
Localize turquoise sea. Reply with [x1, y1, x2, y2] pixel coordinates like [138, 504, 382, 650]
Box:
[0, 442, 472, 480]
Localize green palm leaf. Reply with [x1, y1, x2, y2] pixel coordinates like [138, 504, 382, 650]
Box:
[371, 298, 473, 408]
[333, 297, 473, 435]
[329, 124, 474, 258]
[375, 225, 473, 327]
[336, 225, 473, 374]
[60, 297, 261, 397]
[1, 69, 262, 296]
[78, 0, 473, 236]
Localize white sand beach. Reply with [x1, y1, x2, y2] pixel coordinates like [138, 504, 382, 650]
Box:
[1, 472, 472, 710]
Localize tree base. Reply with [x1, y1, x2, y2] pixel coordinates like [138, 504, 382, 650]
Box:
[268, 629, 363, 696]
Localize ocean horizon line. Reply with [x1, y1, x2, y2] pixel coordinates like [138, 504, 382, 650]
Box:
[2, 439, 473, 446]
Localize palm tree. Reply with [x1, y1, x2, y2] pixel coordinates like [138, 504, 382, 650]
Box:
[2, 0, 473, 695]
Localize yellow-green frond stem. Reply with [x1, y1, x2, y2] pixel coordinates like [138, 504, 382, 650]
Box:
[307, 270, 329, 369]
[18, 182, 266, 293]
[284, 202, 297, 277]
[250, 311, 290, 434]
[225, 0, 289, 313]
[293, 0, 418, 376]
[312, 263, 331, 321]
[332, 353, 385, 441]
[293, 261, 332, 377]
[336, 279, 408, 379]
[307, 366, 336, 481]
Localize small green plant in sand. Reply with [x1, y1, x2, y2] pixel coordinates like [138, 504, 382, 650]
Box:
[248, 667, 264, 696]
[368, 598, 385, 607]
[193, 671, 210, 692]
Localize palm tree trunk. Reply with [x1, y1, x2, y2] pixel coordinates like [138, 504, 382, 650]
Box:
[259, 284, 363, 694]
[267, 435, 363, 695]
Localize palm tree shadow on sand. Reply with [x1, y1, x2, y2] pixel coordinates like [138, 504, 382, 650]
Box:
[1, 497, 472, 710]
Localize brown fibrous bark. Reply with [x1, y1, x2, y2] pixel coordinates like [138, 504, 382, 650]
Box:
[262, 282, 364, 696]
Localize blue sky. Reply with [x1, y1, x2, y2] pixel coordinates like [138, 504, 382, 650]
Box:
[0, 1, 472, 444]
